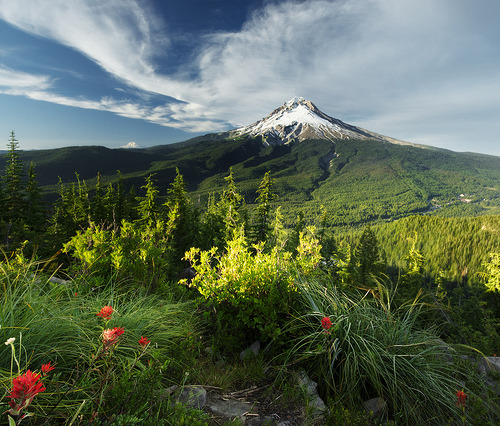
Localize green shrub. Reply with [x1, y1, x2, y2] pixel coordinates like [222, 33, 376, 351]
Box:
[288, 278, 471, 424]
[63, 220, 177, 291]
[184, 227, 322, 348]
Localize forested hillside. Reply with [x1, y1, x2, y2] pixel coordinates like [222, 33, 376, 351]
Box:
[375, 215, 500, 280]
[1, 132, 499, 424]
[1, 133, 499, 227]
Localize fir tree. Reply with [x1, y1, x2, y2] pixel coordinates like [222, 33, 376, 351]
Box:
[252, 171, 277, 245]
[24, 162, 46, 233]
[200, 168, 247, 250]
[285, 211, 305, 255]
[352, 225, 382, 286]
[164, 168, 198, 261]
[3, 131, 25, 221]
[2, 131, 25, 251]
[90, 172, 106, 224]
[136, 174, 159, 225]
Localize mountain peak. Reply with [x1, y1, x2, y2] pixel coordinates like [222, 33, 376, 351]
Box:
[120, 141, 140, 149]
[231, 98, 416, 147]
[285, 96, 306, 107]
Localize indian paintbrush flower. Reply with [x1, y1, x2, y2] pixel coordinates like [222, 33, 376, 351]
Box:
[456, 389, 467, 408]
[321, 316, 332, 331]
[41, 362, 55, 376]
[102, 326, 125, 352]
[6, 370, 46, 416]
[138, 336, 151, 349]
[96, 305, 113, 320]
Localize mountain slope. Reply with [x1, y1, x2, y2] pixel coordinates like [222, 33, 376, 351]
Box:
[230, 97, 425, 148]
[1, 99, 499, 227]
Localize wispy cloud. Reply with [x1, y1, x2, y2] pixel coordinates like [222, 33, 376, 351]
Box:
[0, 65, 51, 89]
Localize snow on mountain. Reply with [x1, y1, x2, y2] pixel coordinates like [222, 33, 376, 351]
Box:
[231, 97, 418, 147]
[120, 141, 140, 149]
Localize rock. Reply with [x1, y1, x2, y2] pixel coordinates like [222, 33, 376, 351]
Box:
[363, 397, 387, 419]
[240, 340, 261, 360]
[206, 396, 256, 422]
[246, 414, 279, 425]
[176, 385, 207, 409]
[296, 370, 318, 395]
[48, 276, 71, 285]
[478, 357, 500, 376]
[296, 371, 328, 415]
[178, 267, 197, 284]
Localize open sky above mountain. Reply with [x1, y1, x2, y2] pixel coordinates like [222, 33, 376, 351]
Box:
[0, 0, 499, 155]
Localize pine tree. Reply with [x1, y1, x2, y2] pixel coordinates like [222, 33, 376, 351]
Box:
[253, 171, 277, 245]
[220, 168, 247, 244]
[90, 172, 106, 224]
[3, 131, 25, 221]
[353, 225, 381, 286]
[199, 168, 247, 250]
[0, 178, 4, 223]
[113, 171, 127, 224]
[103, 183, 117, 226]
[24, 162, 45, 233]
[285, 211, 305, 255]
[2, 131, 26, 251]
[74, 173, 91, 227]
[136, 174, 159, 225]
[164, 169, 198, 262]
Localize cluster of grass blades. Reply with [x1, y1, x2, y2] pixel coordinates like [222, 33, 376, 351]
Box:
[287, 277, 477, 425]
[0, 254, 200, 424]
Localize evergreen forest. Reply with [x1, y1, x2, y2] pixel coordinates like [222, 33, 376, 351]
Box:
[1, 131, 499, 425]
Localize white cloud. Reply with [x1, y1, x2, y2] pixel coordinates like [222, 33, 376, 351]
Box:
[0, 0, 499, 153]
[0, 0, 193, 98]
[0, 65, 51, 89]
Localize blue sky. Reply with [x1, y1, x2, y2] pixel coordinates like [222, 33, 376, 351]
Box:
[0, 0, 499, 156]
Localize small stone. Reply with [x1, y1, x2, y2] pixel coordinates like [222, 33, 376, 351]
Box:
[240, 340, 261, 360]
[296, 371, 328, 415]
[363, 397, 387, 419]
[479, 357, 500, 375]
[206, 397, 255, 421]
[246, 415, 278, 426]
[296, 370, 318, 396]
[177, 386, 207, 409]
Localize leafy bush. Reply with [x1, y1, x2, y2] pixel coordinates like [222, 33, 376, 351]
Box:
[63, 219, 177, 291]
[184, 227, 322, 347]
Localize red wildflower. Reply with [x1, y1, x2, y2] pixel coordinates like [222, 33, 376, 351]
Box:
[96, 305, 113, 320]
[321, 316, 332, 330]
[102, 326, 125, 351]
[6, 370, 46, 416]
[456, 390, 467, 408]
[41, 362, 55, 376]
[139, 336, 151, 349]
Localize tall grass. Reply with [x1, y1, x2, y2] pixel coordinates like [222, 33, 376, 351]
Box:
[0, 255, 198, 422]
[0, 256, 195, 369]
[288, 278, 469, 424]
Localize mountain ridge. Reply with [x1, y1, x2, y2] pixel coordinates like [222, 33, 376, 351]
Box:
[1, 99, 499, 228]
[228, 97, 428, 149]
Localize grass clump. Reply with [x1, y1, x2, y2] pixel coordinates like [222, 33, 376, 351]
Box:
[287, 278, 474, 424]
[0, 256, 200, 424]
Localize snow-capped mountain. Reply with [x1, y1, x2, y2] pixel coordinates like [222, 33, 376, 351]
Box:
[120, 141, 140, 149]
[231, 97, 416, 147]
